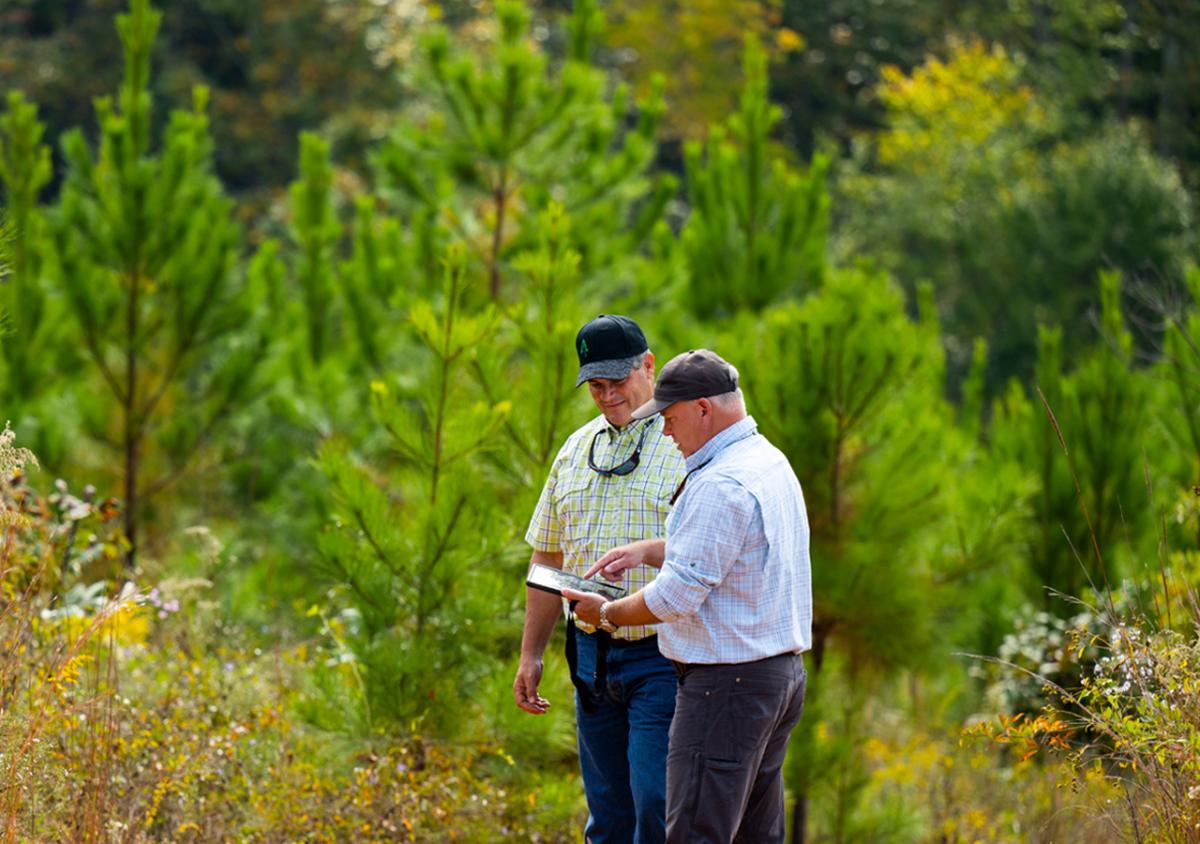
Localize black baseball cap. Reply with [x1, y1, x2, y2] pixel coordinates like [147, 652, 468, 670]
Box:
[631, 349, 739, 419]
[575, 315, 650, 387]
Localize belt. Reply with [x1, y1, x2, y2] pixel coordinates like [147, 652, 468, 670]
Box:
[672, 650, 802, 677]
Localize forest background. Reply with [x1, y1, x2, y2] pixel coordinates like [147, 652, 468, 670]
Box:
[1, 0, 1199, 841]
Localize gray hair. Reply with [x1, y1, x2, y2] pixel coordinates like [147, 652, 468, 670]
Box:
[708, 388, 745, 412]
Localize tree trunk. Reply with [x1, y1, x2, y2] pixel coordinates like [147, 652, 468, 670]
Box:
[1118, 0, 1135, 120]
[790, 621, 829, 844]
[1156, 7, 1180, 159]
[489, 168, 509, 300]
[791, 794, 809, 844]
[124, 267, 140, 571]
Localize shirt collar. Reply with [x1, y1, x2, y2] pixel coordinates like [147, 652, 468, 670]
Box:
[684, 415, 758, 472]
[602, 414, 658, 440]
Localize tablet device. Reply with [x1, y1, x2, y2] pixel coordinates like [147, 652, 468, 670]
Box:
[526, 563, 627, 602]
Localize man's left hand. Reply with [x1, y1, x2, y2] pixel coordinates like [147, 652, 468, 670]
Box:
[562, 588, 605, 626]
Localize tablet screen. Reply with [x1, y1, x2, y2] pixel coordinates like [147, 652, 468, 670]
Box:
[526, 562, 627, 602]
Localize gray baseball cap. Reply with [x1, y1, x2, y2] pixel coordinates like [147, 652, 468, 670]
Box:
[631, 349, 739, 419]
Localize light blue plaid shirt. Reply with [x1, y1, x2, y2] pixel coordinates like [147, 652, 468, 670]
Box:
[642, 416, 812, 664]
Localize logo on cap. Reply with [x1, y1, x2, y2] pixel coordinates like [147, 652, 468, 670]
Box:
[580, 339, 589, 359]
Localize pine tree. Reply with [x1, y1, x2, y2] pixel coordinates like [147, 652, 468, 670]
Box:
[726, 267, 947, 840]
[1154, 265, 1200, 549]
[470, 202, 590, 480]
[50, 0, 264, 565]
[990, 271, 1151, 605]
[314, 245, 512, 731]
[0, 92, 72, 462]
[681, 35, 829, 317]
[373, 0, 673, 302]
[285, 0, 666, 481]
[289, 132, 340, 367]
[341, 192, 437, 376]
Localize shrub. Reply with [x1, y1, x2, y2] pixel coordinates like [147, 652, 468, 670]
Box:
[1, 427, 582, 841]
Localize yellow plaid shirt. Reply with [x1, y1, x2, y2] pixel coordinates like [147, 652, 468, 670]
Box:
[526, 413, 686, 640]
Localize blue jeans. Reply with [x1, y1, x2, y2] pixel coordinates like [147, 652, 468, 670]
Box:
[572, 630, 676, 844]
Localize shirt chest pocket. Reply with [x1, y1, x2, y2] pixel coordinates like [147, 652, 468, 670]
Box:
[555, 473, 676, 550]
[555, 475, 599, 550]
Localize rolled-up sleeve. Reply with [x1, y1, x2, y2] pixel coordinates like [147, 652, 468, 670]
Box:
[643, 476, 753, 622]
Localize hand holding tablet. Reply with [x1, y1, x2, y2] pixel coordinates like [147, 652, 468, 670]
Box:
[526, 562, 627, 602]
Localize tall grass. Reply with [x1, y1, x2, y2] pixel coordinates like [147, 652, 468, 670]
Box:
[976, 395, 1200, 842]
[0, 426, 581, 841]
[0, 425, 132, 839]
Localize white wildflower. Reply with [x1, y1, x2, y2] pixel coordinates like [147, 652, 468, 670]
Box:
[0, 422, 37, 477]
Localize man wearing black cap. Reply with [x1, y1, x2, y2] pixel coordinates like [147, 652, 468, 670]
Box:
[515, 315, 686, 844]
[565, 349, 812, 844]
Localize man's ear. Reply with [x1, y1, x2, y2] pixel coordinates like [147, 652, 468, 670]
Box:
[697, 397, 712, 418]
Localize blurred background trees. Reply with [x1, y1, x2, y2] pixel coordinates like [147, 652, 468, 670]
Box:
[0, 0, 405, 222]
[2, 0, 1199, 839]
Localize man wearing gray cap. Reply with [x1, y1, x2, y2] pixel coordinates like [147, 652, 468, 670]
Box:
[515, 315, 685, 844]
[565, 349, 812, 844]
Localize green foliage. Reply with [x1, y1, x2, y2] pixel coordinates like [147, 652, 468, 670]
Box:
[841, 42, 1193, 389]
[604, 0, 786, 140]
[0, 0, 404, 214]
[313, 247, 514, 732]
[933, 447, 1037, 658]
[990, 273, 1152, 606]
[0, 91, 72, 463]
[3, 1, 1200, 839]
[472, 202, 591, 480]
[955, 0, 1200, 191]
[374, 0, 673, 302]
[50, 0, 265, 561]
[955, 1, 1125, 120]
[723, 266, 1042, 839]
[0, 216, 7, 344]
[681, 36, 829, 317]
[980, 584, 1200, 842]
[341, 194, 437, 374]
[240, 132, 372, 473]
[1160, 266, 1200, 547]
[0, 483, 578, 839]
[289, 132, 340, 366]
[976, 602, 1111, 716]
[771, 0, 950, 160]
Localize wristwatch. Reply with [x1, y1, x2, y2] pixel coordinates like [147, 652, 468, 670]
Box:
[598, 601, 618, 634]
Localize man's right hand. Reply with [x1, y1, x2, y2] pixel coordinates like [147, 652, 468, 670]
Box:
[584, 538, 666, 581]
[513, 656, 551, 714]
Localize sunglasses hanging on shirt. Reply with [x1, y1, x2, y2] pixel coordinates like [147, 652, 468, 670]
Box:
[587, 422, 650, 477]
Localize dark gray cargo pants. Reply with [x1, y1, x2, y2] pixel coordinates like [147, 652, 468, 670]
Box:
[665, 652, 807, 844]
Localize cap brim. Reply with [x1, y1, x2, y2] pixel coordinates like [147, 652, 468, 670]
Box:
[630, 397, 673, 420]
[575, 354, 642, 387]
